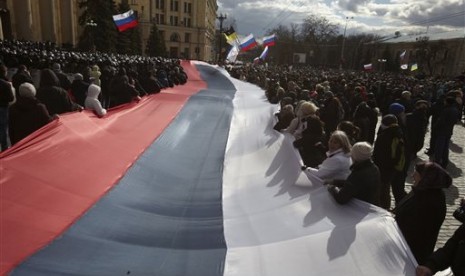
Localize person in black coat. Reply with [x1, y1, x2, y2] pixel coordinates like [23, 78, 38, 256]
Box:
[432, 95, 460, 168]
[293, 114, 326, 168]
[8, 83, 54, 145]
[416, 198, 465, 276]
[394, 161, 452, 265]
[327, 142, 381, 206]
[0, 64, 15, 151]
[373, 114, 407, 210]
[70, 73, 90, 107]
[406, 100, 429, 160]
[36, 69, 82, 116]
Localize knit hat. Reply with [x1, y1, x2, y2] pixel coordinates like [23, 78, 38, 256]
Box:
[351, 142, 373, 162]
[19, 82, 36, 98]
[381, 114, 398, 127]
[74, 73, 83, 81]
[389, 103, 405, 115]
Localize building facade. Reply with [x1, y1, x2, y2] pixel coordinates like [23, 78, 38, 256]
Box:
[369, 30, 465, 76]
[0, 0, 218, 61]
[124, 0, 217, 61]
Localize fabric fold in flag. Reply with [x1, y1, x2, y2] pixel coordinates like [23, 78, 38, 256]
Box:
[113, 9, 138, 32]
[262, 34, 276, 47]
[411, 63, 418, 71]
[239, 34, 258, 52]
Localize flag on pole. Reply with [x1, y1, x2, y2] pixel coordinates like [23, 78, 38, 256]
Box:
[224, 27, 239, 46]
[259, 46, 269, 60]
[411, 63, 418, 71]
[239, 34, 258, 52]
[262, 34, 276, 47]
[226, 45, 240, 63]
[363, 63, 373, 70]
[112, 10, 138, 32]
[400, 64, 408, 70]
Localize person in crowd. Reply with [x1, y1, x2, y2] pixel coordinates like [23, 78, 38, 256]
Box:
[89, 65, 101, 86]
[432, 95, 460, 168]
[84, 84, 107, 118]
[140, 70, 162, 95]
[319, 91, 344, 138]
[274, 104, 295, 132]
[293, 114, 326, 168]
[109, 68, 141, 108]
[70, 73, 90, 107]
[8, 82, 55, 145]
[327, 141, 381, 206]
[415, 197, 465, 276]
[0, 64, 15, 151]
[12, 64, 33, 95]
[52, 63, 72, 91]
[36, 68, 82, 116]
[373, 114, 407, 210]
[299, 130, 352, 186]
[394, 161, 452, 265]
[405, 100, 429, 160]
[337, 121, 360, 145]
[425, 94, 445, 156]
[284, 101, 318, 140]
[352, 101, 372, 142]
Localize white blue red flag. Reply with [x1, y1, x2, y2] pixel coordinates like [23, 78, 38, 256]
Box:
[112, 9, 138, 32]
[262, 34, 276, 47]
[239, 34, 258, 52]
[1, 62, 417, 276]
[259, 46, 269, 60]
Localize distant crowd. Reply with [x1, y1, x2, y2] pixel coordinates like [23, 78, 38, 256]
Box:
[227, 64, 465, 276]
[0, 39, 188, 151]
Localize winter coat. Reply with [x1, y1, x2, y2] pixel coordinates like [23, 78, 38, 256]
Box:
[8, 97, 53, 145]
[423, 224, 465, 275]
[85, 84, 106, 117]
[327, 159, 381, 206]
[394, 163, 452, 264]
[373, 124, 406, 182]
[303, 149, 352, 184]
[406, 109, 428, 154]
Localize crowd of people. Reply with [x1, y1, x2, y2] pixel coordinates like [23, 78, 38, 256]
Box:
[1, 38, 464, 274]
[0, 39, 189, 151]
[227, 64, 465, 275]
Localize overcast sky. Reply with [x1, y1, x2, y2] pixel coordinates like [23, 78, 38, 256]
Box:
[217, 0, 465, 39]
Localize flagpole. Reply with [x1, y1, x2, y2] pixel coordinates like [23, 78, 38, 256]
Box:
[339, 16, 353, 70]
[217, 13, 227, 63]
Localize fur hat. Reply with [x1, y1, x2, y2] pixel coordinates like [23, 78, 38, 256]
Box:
[381, 114, 398, 126]
[351, 142, 373, 162]
[389, 103, 405, 115]
[19, 82, 36, 98]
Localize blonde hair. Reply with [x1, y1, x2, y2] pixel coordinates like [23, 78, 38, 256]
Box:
[330, 130, 352, 153]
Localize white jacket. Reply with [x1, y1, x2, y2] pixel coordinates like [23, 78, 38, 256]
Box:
[85, 84, 106, 117]
[300, 149, 352, 186]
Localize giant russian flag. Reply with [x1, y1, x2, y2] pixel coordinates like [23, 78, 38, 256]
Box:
[1, 61, 417, 275]
[113, 9, 138, 32]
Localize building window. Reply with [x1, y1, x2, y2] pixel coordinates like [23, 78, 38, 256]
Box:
[159, 31, 165, 40]
[184, 2, 192, 14]
[184, 18, 191, 27]
[156, 0, 164, 9]
[170, 0, 179, 11]
[185, 33, 190, 43]
[170, 16, 179, 26]
[155, 14, 165, 24]
[170, 33, 180, 42]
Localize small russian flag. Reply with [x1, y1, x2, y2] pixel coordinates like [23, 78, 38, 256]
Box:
[112, 10, 138, 32]
[262, 34, 276, 47]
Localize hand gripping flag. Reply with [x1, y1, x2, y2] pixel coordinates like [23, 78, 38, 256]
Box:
[113, 9, 138, 32]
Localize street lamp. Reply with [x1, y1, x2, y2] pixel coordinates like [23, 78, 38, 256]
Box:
[85, 19, 97, 51]
[339, 16, 353, 70]
[216, 13, 227, 63]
